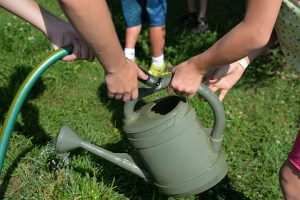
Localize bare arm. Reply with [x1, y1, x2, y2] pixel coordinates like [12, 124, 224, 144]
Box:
[0, 0, 94, 61]
[192, 0, 282, 72]
[58, 0, 126, 73]
[58, 0, 147, 100]
[0, 0, 49, 33]
[169, 0, 282, 98]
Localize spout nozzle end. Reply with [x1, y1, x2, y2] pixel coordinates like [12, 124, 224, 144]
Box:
[55, 125, 82, 153]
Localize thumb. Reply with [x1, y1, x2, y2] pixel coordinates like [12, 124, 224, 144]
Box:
[137, 67, 149, 80]
[50, 36, 63, 51]
[218, 89, 228, 102]
[51, 43, 59, 51]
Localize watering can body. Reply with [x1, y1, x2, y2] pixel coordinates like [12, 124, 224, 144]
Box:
[123, 94, 227, 197]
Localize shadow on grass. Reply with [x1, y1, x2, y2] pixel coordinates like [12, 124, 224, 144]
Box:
[73, 151, 250, 200]
[197, 176, 250, 200]
[0, 147, 34, 198]
[0, 65, 51, 196]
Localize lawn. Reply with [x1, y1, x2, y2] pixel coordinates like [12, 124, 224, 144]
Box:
[0, 0, 300, 199]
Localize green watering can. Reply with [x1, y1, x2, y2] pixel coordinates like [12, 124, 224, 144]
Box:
[56, 71, 228, 197]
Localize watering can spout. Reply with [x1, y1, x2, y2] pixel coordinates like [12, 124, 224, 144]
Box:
[55, 126, 149, 180]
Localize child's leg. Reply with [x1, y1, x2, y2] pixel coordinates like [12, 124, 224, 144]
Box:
[146, 0, 167, 58]
[125, 26, 142, 49]
[198, 0, 207, 19]
[124, 26, 142, 60]
[280, 129, 300, 200]
[192, 0, 208, 33]
[149, 26, 165, 58]
[146, 0, 171, 76]
[121, 0, 142, 60]
[183, 0, 197, 27]
[186, 0, 196, 14]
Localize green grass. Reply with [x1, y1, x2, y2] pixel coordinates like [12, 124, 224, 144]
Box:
[0, 0, 300, 199]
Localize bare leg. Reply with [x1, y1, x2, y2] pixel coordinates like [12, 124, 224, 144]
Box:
[149, 26, 165, 57]
[192, 0, 208, 33]
[198, 0, 207, 19]
[183, 0, 197, 27]
[280, 160, 300, 200]
[186, 0, 196, 13]
[125, 25, 142, 48]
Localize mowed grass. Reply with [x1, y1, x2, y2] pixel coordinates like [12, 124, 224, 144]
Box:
[0, 0, 300, 199]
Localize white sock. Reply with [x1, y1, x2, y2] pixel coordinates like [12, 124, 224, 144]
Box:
[152, 54, 164, 67]
[124, 48, 135, 60]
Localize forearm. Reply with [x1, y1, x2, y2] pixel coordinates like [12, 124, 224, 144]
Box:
[0, 0, 64, 36]
[189, 0, 282, 73]
[58, 0, 126, 73]
[240, 30, 278, 67]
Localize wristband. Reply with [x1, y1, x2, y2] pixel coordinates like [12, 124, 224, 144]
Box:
[237, 58, 249, 69]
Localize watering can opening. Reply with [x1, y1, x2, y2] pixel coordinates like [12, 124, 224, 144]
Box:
[151, 96, 185, 115]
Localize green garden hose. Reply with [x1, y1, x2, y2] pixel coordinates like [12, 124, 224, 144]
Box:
[0, 46, 73, 172]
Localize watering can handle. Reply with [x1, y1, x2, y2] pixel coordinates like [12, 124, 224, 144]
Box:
[124, 76, 225, 152]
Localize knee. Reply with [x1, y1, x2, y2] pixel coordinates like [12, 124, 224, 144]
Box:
[279, 162, 289, 189]
[279, 160, 300, 200]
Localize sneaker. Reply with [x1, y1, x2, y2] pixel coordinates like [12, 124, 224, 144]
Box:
[192, 18, 209, 34]
[148, 60, 172, 77]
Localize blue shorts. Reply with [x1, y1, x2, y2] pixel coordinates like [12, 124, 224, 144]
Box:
[121, 0, 167, 27]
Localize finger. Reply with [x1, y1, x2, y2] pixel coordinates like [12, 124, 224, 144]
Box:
[122, 93, 132, 102]
[131, 88, 138, 100]
[63, 39, 80, 61]
[88, 48, 95, 62]
[210, 80, 226, 89]
[187, 93, 195, 99]
[219, 89, 228, 102]
[208, 85, 219, 93]
[137, 66, 149, 80]
[74, 39, 81, 58]
[51, 43, 59, 51]
[167, 85, 174, 95]
[107, 92, 115, 99]
[62, 54, 76, 62]
[78, 40, 89, 60]
[114, 94, 123, 100]
[51, 37, 63, 51]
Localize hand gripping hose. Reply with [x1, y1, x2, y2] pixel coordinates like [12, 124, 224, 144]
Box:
[0, 46, 73, 172]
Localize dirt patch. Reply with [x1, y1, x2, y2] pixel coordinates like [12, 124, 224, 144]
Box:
[6, 176, 22, 195]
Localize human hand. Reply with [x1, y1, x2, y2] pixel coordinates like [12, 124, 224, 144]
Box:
[167, 60, 205, 99]
[105, 59, 148, 101]
[206, 62, 245, 102]
[47, 21, 95, 62]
